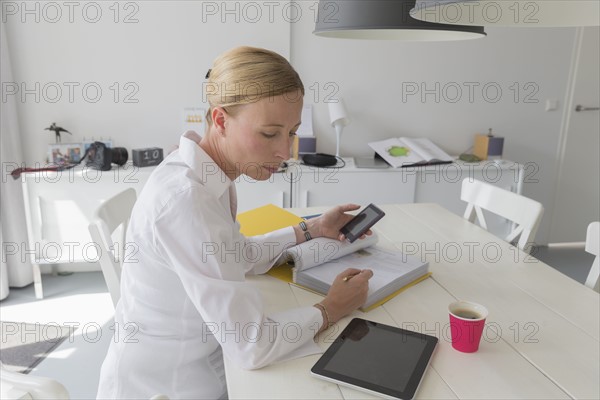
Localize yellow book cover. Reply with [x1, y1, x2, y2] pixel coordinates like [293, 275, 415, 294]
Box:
[237, 204, 303, 236]
[289, 272, 432, 312]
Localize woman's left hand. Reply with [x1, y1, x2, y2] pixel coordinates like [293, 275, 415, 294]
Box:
[311, 204, 372, 241]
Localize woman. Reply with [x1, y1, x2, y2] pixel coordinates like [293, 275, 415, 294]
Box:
[97, 46, 373, 399]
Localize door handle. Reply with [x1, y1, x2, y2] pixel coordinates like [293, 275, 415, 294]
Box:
[575, 105, 600, 112]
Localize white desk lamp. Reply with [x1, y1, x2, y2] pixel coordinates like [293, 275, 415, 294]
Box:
[328, 100, 350, 157]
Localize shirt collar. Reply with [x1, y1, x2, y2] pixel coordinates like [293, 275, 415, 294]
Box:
[178, 131, 232, 198]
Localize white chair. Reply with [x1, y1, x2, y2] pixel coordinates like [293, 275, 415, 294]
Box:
[584, 222, 599, 292]
[461, 178, 544, 252]
[1, 362, 169, 400]
[88, 188, 137, 307]
[0, 362, 69, 399]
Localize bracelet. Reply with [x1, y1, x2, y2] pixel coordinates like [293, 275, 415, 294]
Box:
[314, 303, 332, 328]
[299, 221, 312, 241]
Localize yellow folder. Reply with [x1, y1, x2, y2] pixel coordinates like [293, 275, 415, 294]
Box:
[237, 204, 301, 282]
[238, 204, 303, 236]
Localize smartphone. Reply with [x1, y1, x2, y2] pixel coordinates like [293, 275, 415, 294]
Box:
[340, 204, 385, 243]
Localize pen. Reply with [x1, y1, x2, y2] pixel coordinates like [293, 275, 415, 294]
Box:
[343, 272, 361, 282]
[302, 213, 322, 220]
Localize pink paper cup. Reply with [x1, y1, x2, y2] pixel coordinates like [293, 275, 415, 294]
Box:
[448, 301, 488, 353]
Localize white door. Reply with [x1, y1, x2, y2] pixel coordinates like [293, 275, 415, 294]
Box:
[549, 27, 600, 243]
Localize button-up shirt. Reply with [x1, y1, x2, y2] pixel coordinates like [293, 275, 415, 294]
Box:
[97, 133, 322, 399]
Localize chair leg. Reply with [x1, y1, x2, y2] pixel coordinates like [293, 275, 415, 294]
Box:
[33, 264, 44, 299]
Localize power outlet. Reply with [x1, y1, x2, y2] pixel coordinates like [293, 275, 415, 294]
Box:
[545, 99, 558, 111]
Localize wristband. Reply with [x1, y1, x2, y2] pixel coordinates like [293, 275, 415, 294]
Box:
[299, 220, 312, 241]
[314, 303, 332, 328]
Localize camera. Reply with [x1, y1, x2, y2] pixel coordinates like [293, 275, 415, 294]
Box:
[85, 142, 128, 171]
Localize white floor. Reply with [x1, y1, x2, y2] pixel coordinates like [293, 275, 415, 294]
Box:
[1, 272, 114, 399]
[533, 244, 595, 284]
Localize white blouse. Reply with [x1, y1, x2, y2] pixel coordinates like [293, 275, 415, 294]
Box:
[96, 133, 322, 399]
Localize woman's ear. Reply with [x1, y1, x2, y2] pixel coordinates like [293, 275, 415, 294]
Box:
[211, 107, 227, 136]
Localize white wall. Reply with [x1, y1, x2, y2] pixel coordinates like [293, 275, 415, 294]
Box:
[290, 2, 577, 244]
[2, 0, 290, 160]
[2, 1, 582, 243]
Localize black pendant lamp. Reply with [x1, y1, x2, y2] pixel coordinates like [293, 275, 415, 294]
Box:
[313, 0, 486, 41]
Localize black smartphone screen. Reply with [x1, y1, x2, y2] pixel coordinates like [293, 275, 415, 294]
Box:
[340, 204, 385, 243]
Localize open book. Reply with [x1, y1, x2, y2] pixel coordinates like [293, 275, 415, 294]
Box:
[368, 137, 453, 168]
[285, 234, 429, 311]
[237, 204, 430, 311]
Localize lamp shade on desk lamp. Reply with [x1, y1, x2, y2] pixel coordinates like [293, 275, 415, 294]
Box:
[329, 100, 350, 157]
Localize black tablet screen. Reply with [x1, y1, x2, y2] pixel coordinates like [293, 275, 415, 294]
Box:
[312, 318, 438, 399]
[322, 323, 427, 392]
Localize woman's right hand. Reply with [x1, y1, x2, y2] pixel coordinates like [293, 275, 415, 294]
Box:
[319, 268, 373, 325]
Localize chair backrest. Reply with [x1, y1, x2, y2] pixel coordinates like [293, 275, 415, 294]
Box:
[461, 179, 544, 252]
[0, 362, 69, 399]
[88, 188, 137, 307]
[585, 221, 599, 292]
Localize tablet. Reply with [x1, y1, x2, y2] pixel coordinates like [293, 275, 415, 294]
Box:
[354, 157, 389, 169]
[311, 318, 438, 400]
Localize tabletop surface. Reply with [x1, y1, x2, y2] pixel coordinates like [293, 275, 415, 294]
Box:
[224, 203, 599, 400]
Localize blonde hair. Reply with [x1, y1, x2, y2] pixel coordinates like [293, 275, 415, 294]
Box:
[204, 46, 304, 126]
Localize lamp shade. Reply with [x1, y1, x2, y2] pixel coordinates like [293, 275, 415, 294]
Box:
[329, 100, 350, 127]
[411, 0, 600, 27]
[313, 0, 486, 41]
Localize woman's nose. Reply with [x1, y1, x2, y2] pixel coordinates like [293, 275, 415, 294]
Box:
[275, 135, 293, 160]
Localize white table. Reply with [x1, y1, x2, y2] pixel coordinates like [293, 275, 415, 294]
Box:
[224, 203, 599, 399]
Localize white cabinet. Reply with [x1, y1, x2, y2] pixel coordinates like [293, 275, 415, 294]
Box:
[232, 159, 417, 210]
[235, 159, 524, 239]
[232, 161, 414, 213]
[20, 164, 154, 297]
[235, 172, 293, 214]
[22, 165, 153, 261]
[295, 161, 415, 208]
[20, 158, 523, 297]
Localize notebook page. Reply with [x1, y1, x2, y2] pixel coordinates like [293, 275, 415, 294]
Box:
[402, 138, 453, 162]
[298, 247, 423, 293]
[286, 234, 379, 272]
